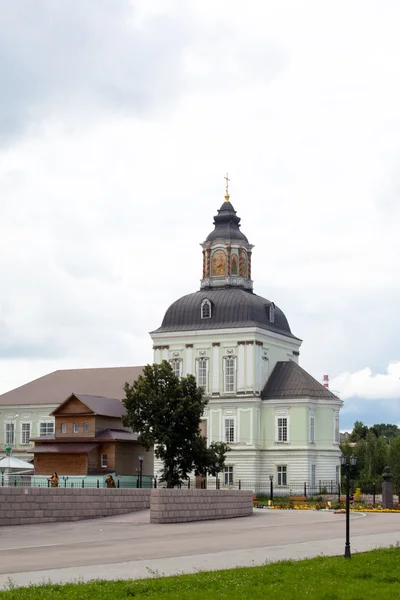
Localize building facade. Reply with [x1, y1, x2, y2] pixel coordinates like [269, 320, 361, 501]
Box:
[151, 191, 342, 491]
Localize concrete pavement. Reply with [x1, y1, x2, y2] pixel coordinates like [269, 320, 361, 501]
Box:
[0, 509, 399, 589]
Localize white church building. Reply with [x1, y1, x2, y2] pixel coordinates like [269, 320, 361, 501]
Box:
[151, 188, 343, 493]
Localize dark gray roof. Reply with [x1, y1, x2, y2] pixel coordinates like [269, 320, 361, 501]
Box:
[262, 361, 339, 400]
[205, 201, 249, 243]
[152, 288, 299, 338]
[95, 429, 139, 441]
[32, 443, 100, 454]
[0, 366, 143, 407]
[52, 394, 126, 418]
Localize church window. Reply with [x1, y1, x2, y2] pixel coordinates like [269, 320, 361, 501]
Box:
[277, 465, 287, 486]
[201, 299, 211, 319]
[309, 413, 315, 443]
[277, 417, 288, 442]
[196, 358, 208, 390]
[224, 466, 234, 486]
[269, 302, 275, 323]
[224, 357, 236, 392]
[171, 360, 181, 378]
[224, 418, 235, 443]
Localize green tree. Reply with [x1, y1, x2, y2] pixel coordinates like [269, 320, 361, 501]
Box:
[123, 361, 229, 487]
[349, 420, 369, 442]
[371, 423, 400, 440]
[389, 436, 400, 484]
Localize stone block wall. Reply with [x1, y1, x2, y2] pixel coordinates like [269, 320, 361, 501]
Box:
[0, 488, 150, 526]
[150, 489, 253, 523]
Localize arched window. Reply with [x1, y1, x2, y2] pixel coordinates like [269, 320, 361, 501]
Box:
[201, 299, 211, 319]
[269, 302, 275, 323]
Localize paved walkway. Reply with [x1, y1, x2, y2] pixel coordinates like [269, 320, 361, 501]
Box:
[0, 509, 400, 589]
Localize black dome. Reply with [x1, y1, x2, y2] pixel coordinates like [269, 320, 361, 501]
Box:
[205, 201, 248, 243]
[152, 288, 297, 338]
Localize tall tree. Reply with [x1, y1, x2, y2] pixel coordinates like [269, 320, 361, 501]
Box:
[123, 361, 229, 487]
[349, 420, 369, 442]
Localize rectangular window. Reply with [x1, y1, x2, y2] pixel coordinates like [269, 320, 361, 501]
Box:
[277, 417, 288, 442]
[197, 358, 208, 390]
[311, 465, 316, 488]
[21, 423, 31, 445]
[40, 422, 55, 436]
[83, 422, 89, 433]
[101, 453, 108, 468]
[224, 357, 236, 392]
[6, 423, 15, 445]
[224, 466, 234, 486]
[224, 418, 235, 443]
[171, 360, 181, 378]
[73, 423, 78, 433]
[61, 423, 67, 433]
[334, 415, 339, 443]
[310, 414, 315, 443]
[277, 465, 287, 486]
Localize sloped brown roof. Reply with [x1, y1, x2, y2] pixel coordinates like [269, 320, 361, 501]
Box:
[0, 366, 143, 407]
[95, 429, 139, 441]
[262, 361, 339, 400]
[51, 394, 126, 418]
[32, 443, 100, 454]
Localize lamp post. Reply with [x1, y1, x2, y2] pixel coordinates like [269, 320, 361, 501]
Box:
[215, 462, 220, 489]
[269, 474, 274, 503]
[138, 455, 144, 489]
[340, 453, 357, 559]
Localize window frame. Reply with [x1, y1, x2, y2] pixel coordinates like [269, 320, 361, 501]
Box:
[224, 356, 236, 393]
[170, 359, 181, 379]
[21, 422, 31, 445]
[101, 453, 108, 468]
[40, 422, 55, 437]
[276, 416, 289, 443]
[224, 466, 234, 486]
[309, 412, 315, 443]
[61, 423, 67, 433]
[196, 357, 208, 391]
[5, 423, 15, 445]
[73, 423, 79, 434]
[277, 465, 287, 486]
[83, 422, 89, 433]
[224, 418, 235, 443]
[201, 299, 212, 319]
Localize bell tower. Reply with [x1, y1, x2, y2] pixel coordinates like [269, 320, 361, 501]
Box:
[201, 174, 254, 291]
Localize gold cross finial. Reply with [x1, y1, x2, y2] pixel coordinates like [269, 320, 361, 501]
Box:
[224, 172, 230, 201]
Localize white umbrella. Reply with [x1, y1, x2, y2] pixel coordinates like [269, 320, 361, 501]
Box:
[0, 456, 34, 470]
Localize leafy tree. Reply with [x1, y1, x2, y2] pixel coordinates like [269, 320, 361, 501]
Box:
[349, 421, 369, 442]
[371, 423, 400, 440]
[389, 436, 400, 484]
[123, 361, 229, 487]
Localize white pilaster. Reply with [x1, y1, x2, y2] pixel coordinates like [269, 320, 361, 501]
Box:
[185, 346, 193, 376]
[246, 343, 254, 391]
[237, 344, 245, 392]
[212, 345, 220, 393]
[154, 348, 161, 364]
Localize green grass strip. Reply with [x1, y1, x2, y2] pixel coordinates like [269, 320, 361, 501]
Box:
[2, 547, 400, 600]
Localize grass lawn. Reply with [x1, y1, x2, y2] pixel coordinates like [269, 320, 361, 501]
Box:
[1, 547, 400, 600]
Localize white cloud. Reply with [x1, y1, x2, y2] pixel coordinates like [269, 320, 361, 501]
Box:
[331, 362, 400, 400]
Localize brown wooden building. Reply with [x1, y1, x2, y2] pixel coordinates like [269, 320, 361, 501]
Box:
[32, 393, 153, 476]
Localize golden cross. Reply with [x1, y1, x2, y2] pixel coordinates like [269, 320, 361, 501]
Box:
[224, 172, 230, 198]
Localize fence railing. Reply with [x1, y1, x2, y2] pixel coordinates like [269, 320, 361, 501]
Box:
[0, 474, 154, 489]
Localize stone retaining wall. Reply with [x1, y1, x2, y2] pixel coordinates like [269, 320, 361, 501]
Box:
[150, 489, 253, 523]
[0, 488, 150, 526]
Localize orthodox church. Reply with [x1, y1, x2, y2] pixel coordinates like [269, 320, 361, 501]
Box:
[151, 181, 343, 491]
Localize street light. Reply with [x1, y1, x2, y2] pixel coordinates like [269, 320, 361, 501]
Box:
[269, 474, 274, 503]
[340, 453, 357, 559]
[138, 455, 144, 489]
[215, 462, 220, 489]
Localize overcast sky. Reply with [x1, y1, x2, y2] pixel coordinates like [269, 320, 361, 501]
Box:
[1, 0, 399, 430]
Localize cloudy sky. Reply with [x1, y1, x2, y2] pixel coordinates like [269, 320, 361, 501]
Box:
[1, 0, 399, 430]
